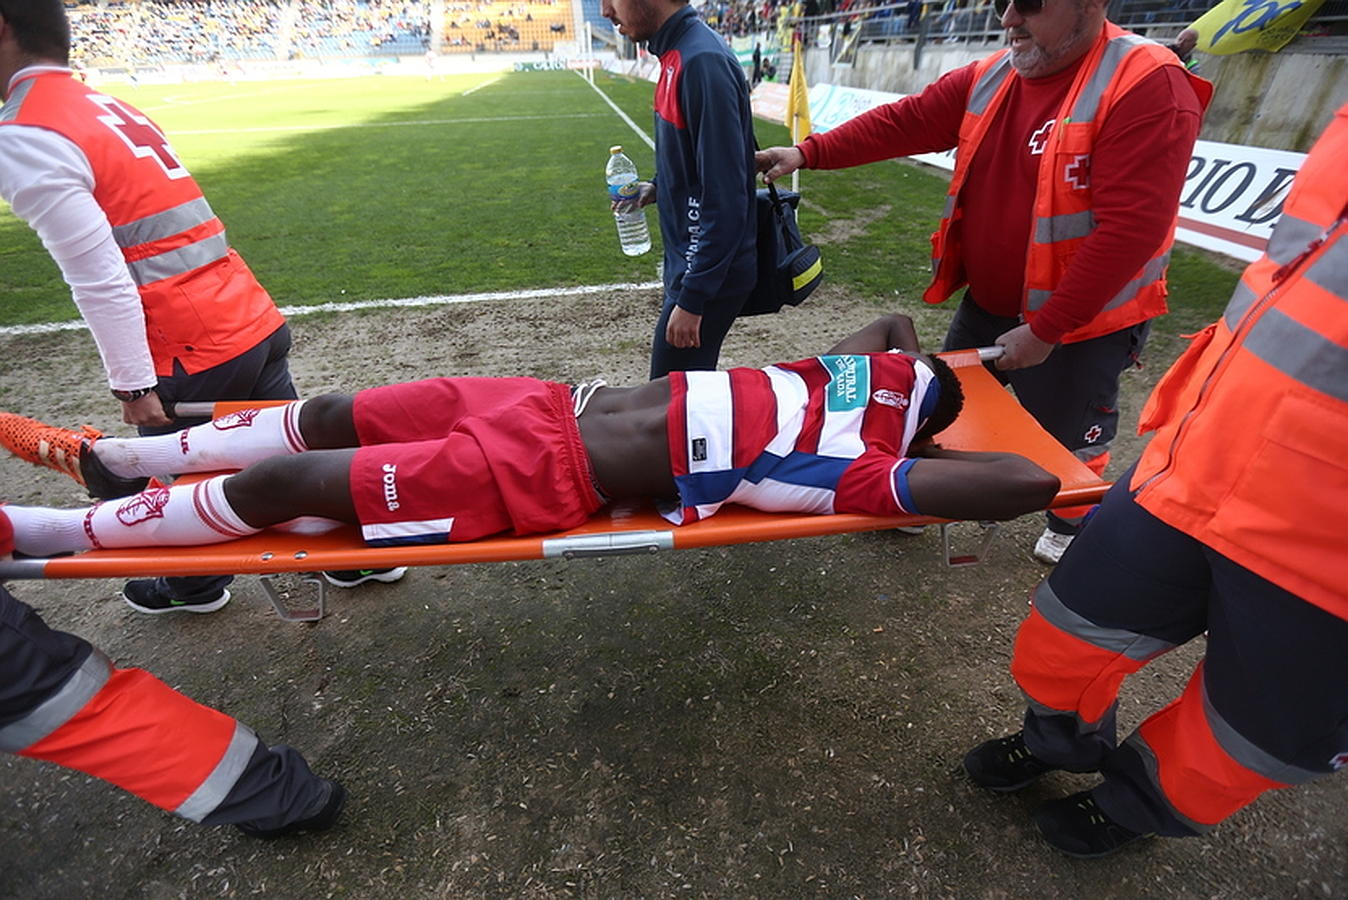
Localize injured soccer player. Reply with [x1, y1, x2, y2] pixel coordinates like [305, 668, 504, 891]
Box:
[0, 315, 1060, 559]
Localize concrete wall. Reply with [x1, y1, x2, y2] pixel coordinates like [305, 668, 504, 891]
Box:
[806, 40, 1348, 152]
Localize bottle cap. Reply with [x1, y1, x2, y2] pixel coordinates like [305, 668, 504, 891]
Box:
[610, 145, 623, 154]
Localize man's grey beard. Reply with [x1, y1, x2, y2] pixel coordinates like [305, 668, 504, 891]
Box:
[1009, 10, 1094, 77]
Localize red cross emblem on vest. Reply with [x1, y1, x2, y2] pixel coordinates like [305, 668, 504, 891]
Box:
[1084, 424, 1103, 443]
[1028, 118, 1055, 156]
[1065, 154, 1091, 190]
[89, 95, 189, 180]
[1331, 752, 1348, 770]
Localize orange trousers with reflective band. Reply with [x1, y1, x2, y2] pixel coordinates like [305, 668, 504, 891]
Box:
[1008, 472, 1347, 837]
[19, 666, 239, 813]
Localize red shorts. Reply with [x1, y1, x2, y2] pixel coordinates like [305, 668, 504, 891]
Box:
[349, 378, 602, 545]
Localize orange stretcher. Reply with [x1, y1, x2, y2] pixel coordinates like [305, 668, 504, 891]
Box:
[0, 350, 1110, 620]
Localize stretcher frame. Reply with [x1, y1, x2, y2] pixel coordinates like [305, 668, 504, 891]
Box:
[0, 350, 1110, 621]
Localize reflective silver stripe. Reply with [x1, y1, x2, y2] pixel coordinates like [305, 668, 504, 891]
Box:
[968, 56, 1013, 116]
[1069, 33, 1150, 125]
[942, 194, 956, 221]
[1023, 692, 1118, 733]
[0, 650, 112, 752]
[1265, 213, 1323, 267]
[1121, 732, 1214, 834]
[1222, 280, 1259, 330]
[1027, 287, 1053, 310]
[175, 721, 259, 822]
[0, 78, 36, 122]
[112, 197, 217, 249]
[1074, 443, 1109, 464]
[125, 231, 230, 285]
[1034, 210, 1096, 244]
[1026, 252, 1166, 313]
[1202, 677, 1325, 786]
[1306, 232, 1348, 296]
[1244, 307, 1348, 403]
[1032, 580, 1176, 661]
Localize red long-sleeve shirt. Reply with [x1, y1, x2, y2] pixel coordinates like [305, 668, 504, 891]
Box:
[798, 56, 1203, 343]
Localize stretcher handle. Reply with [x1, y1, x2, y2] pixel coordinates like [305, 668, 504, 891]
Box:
[976, 345, 1005, 362]
[167, 401, 237, 419]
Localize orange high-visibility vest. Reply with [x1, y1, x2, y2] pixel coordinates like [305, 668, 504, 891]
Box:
[924, 24, 1212, 343]
[1, 71, 283, 377]
[1131, 103, 1348, 618]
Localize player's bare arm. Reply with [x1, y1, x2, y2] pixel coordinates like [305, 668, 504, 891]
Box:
[826, 315, 922, 355]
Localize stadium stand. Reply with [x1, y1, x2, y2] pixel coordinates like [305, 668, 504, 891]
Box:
[66, 0, 584, 65]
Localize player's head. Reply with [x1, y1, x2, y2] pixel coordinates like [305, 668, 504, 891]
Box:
[911, 354, 965, 444]
[0, 0, 71, 66]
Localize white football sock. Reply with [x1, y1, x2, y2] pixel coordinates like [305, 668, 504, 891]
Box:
[83, 475, 260, 549]
[4, 504, 94, 557]
[93, 402, 308, 478]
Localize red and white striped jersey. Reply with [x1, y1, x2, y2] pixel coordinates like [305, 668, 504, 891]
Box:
[663, 352, 940, 524]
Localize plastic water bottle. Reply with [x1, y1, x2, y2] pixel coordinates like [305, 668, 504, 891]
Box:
[606, 145, 651, 256]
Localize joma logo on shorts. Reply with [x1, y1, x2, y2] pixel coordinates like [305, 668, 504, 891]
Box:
[382, 463, 400, 511]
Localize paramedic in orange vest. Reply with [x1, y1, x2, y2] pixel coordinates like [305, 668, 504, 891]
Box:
[0, 519, 346, 838]
[962, 103, 1348, 858]
[756, 0, 1211, 564]
[0, 1, 402, 612]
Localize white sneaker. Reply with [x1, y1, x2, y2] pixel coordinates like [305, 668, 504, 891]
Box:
[1032, 528, 1075, 565]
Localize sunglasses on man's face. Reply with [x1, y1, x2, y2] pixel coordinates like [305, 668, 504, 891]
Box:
[994, 0, 1046, 16]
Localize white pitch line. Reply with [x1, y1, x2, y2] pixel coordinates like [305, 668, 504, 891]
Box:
[142, 80, 335, 111]
[462, 75, 500, 96]
[0, 282, 663, 337]
[576, 70, 654, 151]
[169, 111, 607, 137]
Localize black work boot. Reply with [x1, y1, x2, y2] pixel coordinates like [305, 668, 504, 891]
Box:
[236, 778, 347, 839]
[963, 731, 1060, 791]
[1034, 790, 1153, 858]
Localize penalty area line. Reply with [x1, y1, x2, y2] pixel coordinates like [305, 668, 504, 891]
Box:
[0, 282, 663, 337]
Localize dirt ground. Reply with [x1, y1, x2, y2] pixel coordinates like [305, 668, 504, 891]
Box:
[1, 285, 1344, 899]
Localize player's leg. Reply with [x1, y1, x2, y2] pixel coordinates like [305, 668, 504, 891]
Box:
[3, 450, 358, 558]
[223, 449, 359, 527]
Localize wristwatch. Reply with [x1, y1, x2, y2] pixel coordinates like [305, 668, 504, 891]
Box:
[111, 386, 156, 403]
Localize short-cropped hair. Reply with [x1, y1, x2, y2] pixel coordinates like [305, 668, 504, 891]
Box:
[0, 0, 71, 65]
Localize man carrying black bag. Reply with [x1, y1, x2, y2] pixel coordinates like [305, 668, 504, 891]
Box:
[601, 0, 759, 378]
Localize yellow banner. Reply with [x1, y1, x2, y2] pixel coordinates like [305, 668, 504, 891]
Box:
[1190, 0, 1327, 55]
[787, 38, 811, 143]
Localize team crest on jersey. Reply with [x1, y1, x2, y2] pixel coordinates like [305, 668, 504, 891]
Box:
[116, 487, 171, 526]
[213, 408, 261, 431]
[871, 389, 910, 411]
[822, 355, 871, 412]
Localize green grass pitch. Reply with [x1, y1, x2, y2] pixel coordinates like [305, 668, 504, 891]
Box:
[0, 69, 1237, 333]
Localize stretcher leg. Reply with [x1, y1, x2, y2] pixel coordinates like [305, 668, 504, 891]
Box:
[941, 521, 1002, 567]
[256, 573, 326, 623]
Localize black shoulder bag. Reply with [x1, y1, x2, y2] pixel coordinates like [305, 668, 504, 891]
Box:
[741, 179, 824, 317]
